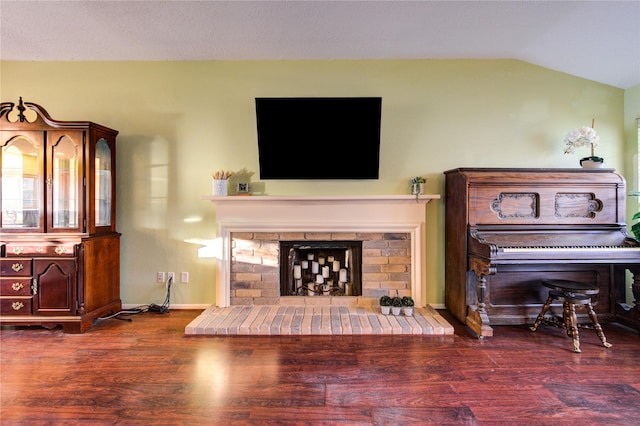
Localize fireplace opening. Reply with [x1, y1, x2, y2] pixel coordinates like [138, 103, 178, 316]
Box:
[280, 241, 362, 297]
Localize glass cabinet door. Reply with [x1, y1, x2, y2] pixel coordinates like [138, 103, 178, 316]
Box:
[1, 131, 43, 231]
[50, 133, 81, 230]
[95, 138, 112, 227]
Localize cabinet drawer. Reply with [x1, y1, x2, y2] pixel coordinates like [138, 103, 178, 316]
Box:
[0, 297, 33, 315]
[0, 259, 32, 276]
[4, 243, 76, 257]
[0, 278, 32, 296]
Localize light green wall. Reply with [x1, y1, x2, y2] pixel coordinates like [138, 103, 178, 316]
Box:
[0, 59, 628, 307]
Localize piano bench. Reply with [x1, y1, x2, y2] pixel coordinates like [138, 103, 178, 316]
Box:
[529, 279, 612, 353]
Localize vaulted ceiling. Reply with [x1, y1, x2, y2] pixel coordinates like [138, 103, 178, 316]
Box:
[1, 1, 639, 89]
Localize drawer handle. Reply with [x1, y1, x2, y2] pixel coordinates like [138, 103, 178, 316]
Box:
[12, 247, 24, 255]
[54, 246, 66, 255]
[11, 263, 24, 273]
[12, 302, 25, 311]
[11, 282, 24, 291]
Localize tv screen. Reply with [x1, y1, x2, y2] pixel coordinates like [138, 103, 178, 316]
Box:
[255, 97, 382, 180]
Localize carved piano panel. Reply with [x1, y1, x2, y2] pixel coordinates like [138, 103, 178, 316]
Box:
[468, 183, 621, 225]
[444, 168, 640, 337]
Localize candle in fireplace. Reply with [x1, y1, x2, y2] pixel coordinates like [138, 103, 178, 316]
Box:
[322, 266, 330, 278]
[332, 260, 340, 272]
[293, 265, 302, 279]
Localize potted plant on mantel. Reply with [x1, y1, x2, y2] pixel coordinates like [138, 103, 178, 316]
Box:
[379, 295, 392, 315]
[563, 119, 603, 168]
[410, 176, 426, 201]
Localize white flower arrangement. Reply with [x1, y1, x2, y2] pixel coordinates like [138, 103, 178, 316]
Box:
[563, 122, 600, 158]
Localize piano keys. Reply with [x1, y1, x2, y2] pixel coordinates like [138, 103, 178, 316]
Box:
[444, 168, 640, 337]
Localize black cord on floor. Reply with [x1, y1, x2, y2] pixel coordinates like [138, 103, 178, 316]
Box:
[96, 276, 173, 322]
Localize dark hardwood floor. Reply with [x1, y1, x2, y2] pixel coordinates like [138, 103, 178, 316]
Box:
[1, 309, 639, 425]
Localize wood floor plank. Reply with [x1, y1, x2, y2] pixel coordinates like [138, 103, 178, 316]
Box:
[248, 406, 373, 424]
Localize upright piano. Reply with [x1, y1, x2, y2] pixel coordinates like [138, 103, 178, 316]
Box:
[444, 168, 640, 337]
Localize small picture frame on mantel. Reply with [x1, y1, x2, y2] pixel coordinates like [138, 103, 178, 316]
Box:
[237, 182, 250, 194]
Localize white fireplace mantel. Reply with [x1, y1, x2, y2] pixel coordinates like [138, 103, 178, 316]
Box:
[204, 194, 439, 204]
[204, 194, 440, 307]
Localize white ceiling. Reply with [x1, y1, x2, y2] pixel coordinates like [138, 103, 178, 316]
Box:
[1, 0, 639, 89]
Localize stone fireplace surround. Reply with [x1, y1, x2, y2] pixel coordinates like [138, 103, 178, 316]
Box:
[205, 194, 439, 308]
[235, 232, 407, 304]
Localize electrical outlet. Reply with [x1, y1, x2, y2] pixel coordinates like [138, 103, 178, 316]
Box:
[167, 272, 175, 283]
[181, 272, 189, 283]
[156, 272, 165, 283]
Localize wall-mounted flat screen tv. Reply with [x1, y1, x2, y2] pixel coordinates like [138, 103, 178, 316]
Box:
[255, 97, 382, 179]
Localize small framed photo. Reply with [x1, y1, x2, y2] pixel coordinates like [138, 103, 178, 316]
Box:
[237, 182, 250, 194]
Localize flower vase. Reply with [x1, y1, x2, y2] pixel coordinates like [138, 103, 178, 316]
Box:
[212, 179, 228, 196]
[580, 157, 604, 169]
[411, 183, 425, 195]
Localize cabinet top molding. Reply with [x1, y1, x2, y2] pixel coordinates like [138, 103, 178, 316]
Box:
[1, 97, 117, 134]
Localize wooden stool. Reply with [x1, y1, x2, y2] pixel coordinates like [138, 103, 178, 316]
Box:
[529, 279, 612, 353]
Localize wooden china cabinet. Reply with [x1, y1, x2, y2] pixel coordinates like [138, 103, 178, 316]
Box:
[0, 98, 121, 333]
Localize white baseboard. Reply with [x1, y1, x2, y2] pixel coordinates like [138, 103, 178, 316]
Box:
[121, 303, 211, 310]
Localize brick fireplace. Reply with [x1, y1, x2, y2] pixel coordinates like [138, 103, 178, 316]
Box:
[231, 232, 410, 305]
[204, 194, 439, 307]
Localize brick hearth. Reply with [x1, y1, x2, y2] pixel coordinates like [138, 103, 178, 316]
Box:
[185, 304, 454, 335]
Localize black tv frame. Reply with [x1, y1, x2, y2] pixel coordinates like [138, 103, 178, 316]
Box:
[255, 97, 382, 180]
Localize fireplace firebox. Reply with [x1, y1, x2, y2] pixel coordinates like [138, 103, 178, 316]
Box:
[280, 241, 362, 297]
